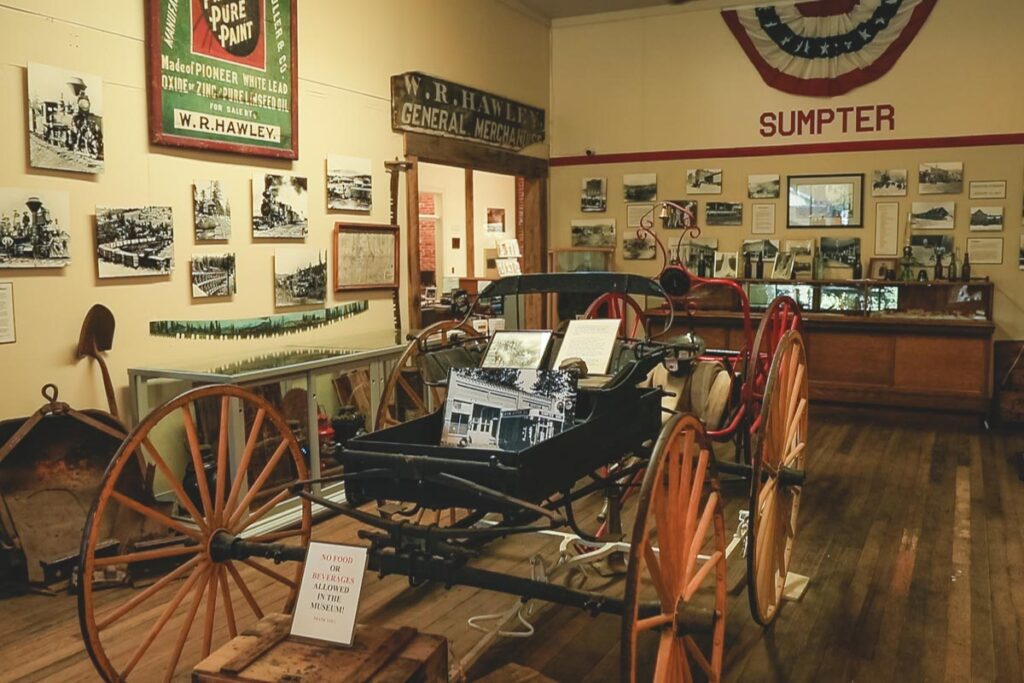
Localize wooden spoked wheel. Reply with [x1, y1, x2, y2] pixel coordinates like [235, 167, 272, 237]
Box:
[374, 319, 483, 431]
[78, 385, 312, 682]
[744, 295, 802, 410]
[622, 414, 726, 682]
[585, 292, 649, 341]
[747, 330, 808, 626]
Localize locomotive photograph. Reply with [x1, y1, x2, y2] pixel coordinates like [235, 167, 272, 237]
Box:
[94, 205, 173, 278]
[27, 62, 104, 174]
[190, 253, 236, 298]
[274, 248, 327, 307]
[253, 173, 309, 239]
[0, 187, 70, 268]
[193, 179, 231, 241]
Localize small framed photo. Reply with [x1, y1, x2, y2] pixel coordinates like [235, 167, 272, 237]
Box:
[787, 174, 864, 228]
[481, 330, 553, 369]
[867, 257, 899, 280]
[969, 181, 1006, 200]
[333, 223, 399, 291]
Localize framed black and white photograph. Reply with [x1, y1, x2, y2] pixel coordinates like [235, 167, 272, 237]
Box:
[481, 331, 553, 369]
[714, 251, 738, 278]
[581, 177, 607, 212]
[787, 174, 863, 227]
[0, 188, 70, 269]
[742, 239, 780, 260]
[966, 237, 1002, 265]
[785, 239, 815, 279]
[871, 169, 907, 197]
[334, 223, 399, 291]
[27, 62, 104, 174]
[95, 206, 173, 278]
[252, 172, 308, 239]
[680, 238, 718, 275]
[969, 206, 1003, 232]
[705, 202, 743, 226]
[868, 257, 899, 280]
[909, 235, 954, 266]
[487, 208, 506, 233]
[190, 253, 236, 298]
[622, 235, 657, 260]
[623, 173, 657, 202]
[441, 368, 577, 451]
[969, 180, 1006, 200]
[919, 162, 963, 194]
[771, 252, 795, 280]
[910, 201, 955, 230]
[571, 219, 615, 248]
[663, 200, 697, 229]
[687, 168, 722, 194]
[819, 237, 861, 268]
[193, 179, 231, 241]
[748, 174, 780, 199]
[327, 155, 372, 212]
[275, 248, 327, 307]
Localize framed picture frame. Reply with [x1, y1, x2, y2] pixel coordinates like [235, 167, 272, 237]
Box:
[144, 0, 299, 159]
[333, 223, 399, 291]
[867, 257, 899, 280]
[787, 173, 864, 228]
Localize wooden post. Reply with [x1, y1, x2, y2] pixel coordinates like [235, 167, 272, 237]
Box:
[405, 156, 421, 330]
[465, 168, 475, 278]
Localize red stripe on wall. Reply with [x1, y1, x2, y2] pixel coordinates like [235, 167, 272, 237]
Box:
[549, 132, 1024, 167]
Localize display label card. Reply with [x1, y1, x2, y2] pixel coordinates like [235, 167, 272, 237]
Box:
[290, 542, 368, 646]
[0, 283, 14, 344]
[553, 318, 622, 374]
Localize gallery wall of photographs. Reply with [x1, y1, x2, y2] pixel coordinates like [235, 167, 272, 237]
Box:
[561, 155, 1024, 324]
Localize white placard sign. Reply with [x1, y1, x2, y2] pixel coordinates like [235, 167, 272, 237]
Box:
[750, 203, 776, 234]
[874, 202, 900, 256]
[0, 283, 14, 344]
[554, 318, 622, 375]
[290, 542, 368, 646]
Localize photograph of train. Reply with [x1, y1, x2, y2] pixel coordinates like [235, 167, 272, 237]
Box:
[95, 206, 173, 278]
[27, 62, 104, 174]
[0, 187, 70, 268]
[190, 253, 236, 298]
[253, 173, 308, 238]
[274, 248, 327, 307]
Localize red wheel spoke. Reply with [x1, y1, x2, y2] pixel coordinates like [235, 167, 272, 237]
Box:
[94, 543, 199, 568]
[683, 636, 715, 680]
[241, 558, 297, 588]
[214, 396, 230, 524]
[684, 550, 722, 601]
[219, 566, 238, 639]
[397, 374, 428, 412]
[226, 440, 290, 528]
[232, 488, 291, 535]
[96, 555, 202, 631]
[110, 491, 203, 542]
[635, 613, 674, 632]
[654, 630, 675, 682]
[685, 491, 719, 584]
[180, 407, 214, 520]
[247, 528, 305, 543]
[225, 561, 264, 619]
[201, 561, 220, 658]
[643, 540, 672, 611]
[224, 407, 266, 520]
[163, 563, 210, 683]
[140, 437, 210, 534]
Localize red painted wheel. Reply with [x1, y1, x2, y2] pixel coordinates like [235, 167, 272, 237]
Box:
[622, 414, 726, 682]
[78, 385, 312, 682]
[744, 295, 802, 411]
[585, 292, 649, 341]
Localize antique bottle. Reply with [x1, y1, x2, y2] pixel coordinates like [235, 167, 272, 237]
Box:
[852, 258, 863, 279]
[934, 252, 944, 280]
[812, 249, 823, 280]
[947, 248, 958, 280]
[961, 251, 971, 281]
[756, 251, 765, 278]
[743, 251, 753, 278]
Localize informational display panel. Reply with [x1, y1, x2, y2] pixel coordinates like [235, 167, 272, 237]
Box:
[290, 542, 368, 646]
[146, 0, 298, 159]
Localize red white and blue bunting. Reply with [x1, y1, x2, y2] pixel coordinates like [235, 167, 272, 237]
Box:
[722, 0, 938, 97]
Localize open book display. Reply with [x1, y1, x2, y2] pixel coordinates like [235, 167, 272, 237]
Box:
[440, 367, 577, 451]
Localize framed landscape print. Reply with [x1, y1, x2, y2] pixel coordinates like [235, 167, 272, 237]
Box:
[787, 174, 863, 228]
[334, 223, 399, 291]
[145, 0, 299, 159]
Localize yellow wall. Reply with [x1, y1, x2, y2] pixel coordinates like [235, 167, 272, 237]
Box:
[0, 0, 549, 418]
[549, 0, 1024, 339]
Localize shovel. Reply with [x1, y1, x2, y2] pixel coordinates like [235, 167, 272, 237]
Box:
[76, 304, 119, 420]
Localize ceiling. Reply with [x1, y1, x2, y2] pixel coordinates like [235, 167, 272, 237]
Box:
[512, 0, 684, 20]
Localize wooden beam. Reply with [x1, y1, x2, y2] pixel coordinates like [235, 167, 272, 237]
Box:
[465, 168, 475, 278]
[405, 132, 548, 179]
[405, 156, 421, 330]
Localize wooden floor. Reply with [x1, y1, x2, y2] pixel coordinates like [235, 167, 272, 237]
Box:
[2, 416, 1023, 682]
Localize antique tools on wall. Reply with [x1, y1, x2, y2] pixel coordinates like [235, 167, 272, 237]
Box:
[76, 304, 119, 419]
[386, 158, 412, 345]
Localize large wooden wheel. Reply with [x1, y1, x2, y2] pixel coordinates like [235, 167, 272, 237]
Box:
[747, 330, 808, 626]
[585, 292, 649, 341]
[78, 385, 312, 682]
[744, 295, 801, 410]
[622, 414, 726, 682]
[374, 319, 482, 431]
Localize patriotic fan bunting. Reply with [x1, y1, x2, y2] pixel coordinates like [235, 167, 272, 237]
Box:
[722, 0, 938, 97]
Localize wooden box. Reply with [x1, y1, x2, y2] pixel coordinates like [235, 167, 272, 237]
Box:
[192, 613, 447, 683]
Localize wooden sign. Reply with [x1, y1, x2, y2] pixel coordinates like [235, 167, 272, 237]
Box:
[145, 0, 299, 159]
[391, 72, 544, 151]
[290, 542, 368, 646]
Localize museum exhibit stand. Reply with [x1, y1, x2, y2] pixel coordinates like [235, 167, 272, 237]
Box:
[647, 278, 995, 415]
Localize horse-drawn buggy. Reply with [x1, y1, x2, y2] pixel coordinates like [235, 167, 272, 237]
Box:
[75, 230, 808, 681]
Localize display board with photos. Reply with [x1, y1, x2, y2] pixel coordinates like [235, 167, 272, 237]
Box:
[441, 368, 578, 452]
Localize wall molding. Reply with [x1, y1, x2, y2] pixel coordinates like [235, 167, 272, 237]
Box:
[550, 132, 1024, 167]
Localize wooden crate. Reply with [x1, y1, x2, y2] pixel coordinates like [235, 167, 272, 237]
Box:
[192, 613, 447, 683]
